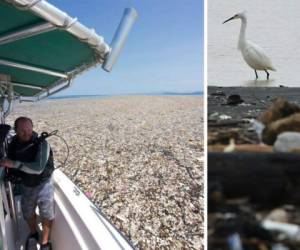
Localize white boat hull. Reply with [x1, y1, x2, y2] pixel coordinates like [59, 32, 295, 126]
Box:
[51, 169, 134, 250]
[0, 169, 134, 250]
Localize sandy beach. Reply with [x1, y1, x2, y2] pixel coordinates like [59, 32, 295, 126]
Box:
[7, 95, 203, 250]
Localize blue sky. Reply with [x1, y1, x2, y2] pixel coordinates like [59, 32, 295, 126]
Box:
[50, 0, 204, 95]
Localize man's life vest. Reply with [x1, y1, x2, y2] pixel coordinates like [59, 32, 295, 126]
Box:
[7, 132, 54, 187]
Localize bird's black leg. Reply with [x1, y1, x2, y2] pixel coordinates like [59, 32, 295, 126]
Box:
[255, 70, 258, 79]
[265, 70, 270, 80]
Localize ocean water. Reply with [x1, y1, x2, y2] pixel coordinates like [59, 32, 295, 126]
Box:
[50, 92, 202, 100]
[208, 0, 300, 87]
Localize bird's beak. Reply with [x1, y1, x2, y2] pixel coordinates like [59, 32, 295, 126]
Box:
[223, 16, 235, 24]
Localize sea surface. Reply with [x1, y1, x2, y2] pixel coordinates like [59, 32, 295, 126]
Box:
[50, 92, 202, 100]
[208, 0, 300, 87]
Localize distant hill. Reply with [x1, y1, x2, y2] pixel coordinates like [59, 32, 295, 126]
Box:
[161, 91, 202, 95]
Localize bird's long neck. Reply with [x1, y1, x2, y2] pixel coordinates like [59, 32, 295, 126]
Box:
[238, 17, 247, 50]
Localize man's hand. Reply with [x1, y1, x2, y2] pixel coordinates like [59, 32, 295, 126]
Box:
[0, 159, 15, 168]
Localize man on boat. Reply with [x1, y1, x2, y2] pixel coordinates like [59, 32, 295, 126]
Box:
[0, 116, 54, 250]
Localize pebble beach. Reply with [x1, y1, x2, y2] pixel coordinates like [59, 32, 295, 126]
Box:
[7, 95, 203, 249]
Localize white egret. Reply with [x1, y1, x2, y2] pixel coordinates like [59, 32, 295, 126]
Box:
[223, 12, 276, 80]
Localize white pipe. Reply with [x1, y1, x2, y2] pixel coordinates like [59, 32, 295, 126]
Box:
[102, 8, 138, 72]
[0, 22, 55, 45]
[0, 59, 68, 78]
[10, 82, 44, 90]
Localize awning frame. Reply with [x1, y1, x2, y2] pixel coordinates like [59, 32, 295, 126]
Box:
[0, 21, 56, 46]
[0, 0, 137, 102]
[0, 0, 110, 100]
[24, 60, 99, 102]
[0, 58, 69, 79]
[5, 0, 110, 56]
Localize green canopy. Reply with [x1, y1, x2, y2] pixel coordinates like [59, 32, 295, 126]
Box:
[0, 0, 110, 99]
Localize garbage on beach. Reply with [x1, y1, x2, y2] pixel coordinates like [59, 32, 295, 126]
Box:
[208, 185, 300, 250]
[274, 132, 300, 153]
[208, 94, 300, 250]
[209, 98, 300, 153]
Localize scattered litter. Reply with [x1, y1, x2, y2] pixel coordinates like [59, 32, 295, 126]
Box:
[274, 132, 300, 152]
[258, 98, 300, 126]
[251, 119, 265, 142]
[8, 96, 204, 250]
[209, 88, 300, 250]
[272, 243, 289, 250]
[224, 139, 235, 152]
[210, 90, 225, 96]
[262, 113, 300, 145]
[219, 114, 232, 120]
[239, 103, 251, 107]
[227, 233, 243, 250]
[262, 220, 300, 242]
[209, 112, 219, 119]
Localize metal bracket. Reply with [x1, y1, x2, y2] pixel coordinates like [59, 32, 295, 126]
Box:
[7, 0, 42, 11]
[55, 17, 78, 30]
[0, 74, 14, 120]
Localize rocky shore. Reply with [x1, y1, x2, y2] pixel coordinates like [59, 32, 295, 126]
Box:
[8, 95, 203, 250]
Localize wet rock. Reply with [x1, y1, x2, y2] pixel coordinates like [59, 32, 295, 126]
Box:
[226, 94, 244, 106]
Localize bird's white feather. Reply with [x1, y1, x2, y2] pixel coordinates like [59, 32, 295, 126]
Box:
[241, 40, 275, 71]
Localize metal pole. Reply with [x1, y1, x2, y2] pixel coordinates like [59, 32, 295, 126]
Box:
[0, 59, 68, 78]
[0, 22, 56, 46]
[4, 81, 44, 90]
[0, 76, 19, 241]
[6, 182, 18, 230]
[102, 8, 138, 72]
